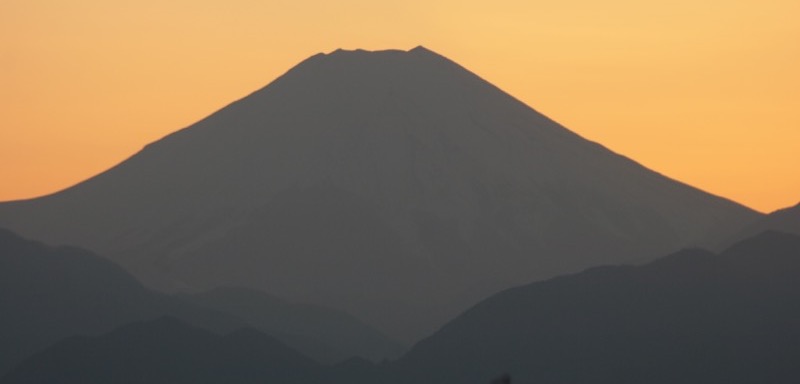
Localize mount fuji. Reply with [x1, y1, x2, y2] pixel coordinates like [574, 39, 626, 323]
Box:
[0, 46, 759, 341]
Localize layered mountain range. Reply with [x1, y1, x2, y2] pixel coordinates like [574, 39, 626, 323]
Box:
[5, 230, 799, 383]
[396, 230, 800, 384]
[721, 202, 800, 248]
[0, 47, 760, 341]
[0, 229, 402, 375]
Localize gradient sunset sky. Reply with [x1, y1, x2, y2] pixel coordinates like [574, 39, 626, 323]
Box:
[2, 0, 798, 212]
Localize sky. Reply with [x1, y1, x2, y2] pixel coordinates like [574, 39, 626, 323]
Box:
[1, 0, 798, 213]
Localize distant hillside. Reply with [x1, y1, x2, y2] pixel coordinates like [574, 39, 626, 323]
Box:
[397, 231, 800, 384]
[7, 231, 799, 384]
[0, 229, 404, 375]
[0, 317, 324, 384]
[0, 228, 240, 375]
[182, 286, 406, 364]
[721, 202, 800, 248]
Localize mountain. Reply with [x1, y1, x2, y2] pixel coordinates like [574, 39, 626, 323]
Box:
[181, 286, 406, 364]
[722, 202, 800, 247]
[7, 231, 798, 384]
[0, 228, 241, 375]
[0, 46, 759, 341]
[0, 228, 402, 374]
[0, 317, 324, 384]
[397, 231, 800, 384]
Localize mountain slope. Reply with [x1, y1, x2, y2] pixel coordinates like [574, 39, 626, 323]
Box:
[0, 47, 759, 341]
[722, 202, 800, 247]
[182, 286, 406, 364]
[0, 228, 243, 375]
[0, 317, 324, 384]
[398, 231, 800, 384]
[0, 229, 402, 374]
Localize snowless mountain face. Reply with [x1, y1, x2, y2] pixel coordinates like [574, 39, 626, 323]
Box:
[0, 228, 402, 375]
[395, 231, 800, 384]
[0, 228, 242, 376]
[1, 317, 326, 384]
[0, 46, 759, 342]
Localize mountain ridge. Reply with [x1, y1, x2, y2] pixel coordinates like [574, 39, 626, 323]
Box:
[720, 202, 800, 248]
[6, 231, 798, 384]
[0, 47, 760, 341]
[0, 228, 403, 374]
[395, 230, 800, 384]
[0, 316, 324, 384]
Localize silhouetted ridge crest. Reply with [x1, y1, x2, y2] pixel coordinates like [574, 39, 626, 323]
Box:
[721, 202, 800, 248]
[2, 316, 324, 384]
[397, 232, 800, 384]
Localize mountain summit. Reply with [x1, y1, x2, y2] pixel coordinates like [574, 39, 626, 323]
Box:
[0, 47, 759, 342]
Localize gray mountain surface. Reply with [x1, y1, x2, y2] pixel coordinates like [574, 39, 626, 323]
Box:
[181, 286, 406, 364]
[0, 317, 325, 384]
[0, 46, 759, 341]
[720, 202, 800, 248]
[0, 228, 240, 375]
[396, 231, 800, 384]
[0, 229, 402, 375]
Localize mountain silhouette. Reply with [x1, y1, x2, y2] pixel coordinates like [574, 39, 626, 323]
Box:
[0, 46, 759, 341]
[181, 286, 406, 364]
[0, 317, 324, 384]
[0, 228, 242, 375]
[396, 231, 800, 384]
[8, 231, 797, 384]
[0, 228, 402, 374]
[721, 202, 800, 248]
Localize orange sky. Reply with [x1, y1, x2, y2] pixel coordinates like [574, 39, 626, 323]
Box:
[2, 0, 798, 213]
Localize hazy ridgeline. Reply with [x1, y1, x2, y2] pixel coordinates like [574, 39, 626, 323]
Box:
[3, 229, 800, 383]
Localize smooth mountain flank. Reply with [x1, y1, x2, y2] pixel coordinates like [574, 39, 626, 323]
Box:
[0, 47, 760, 342]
